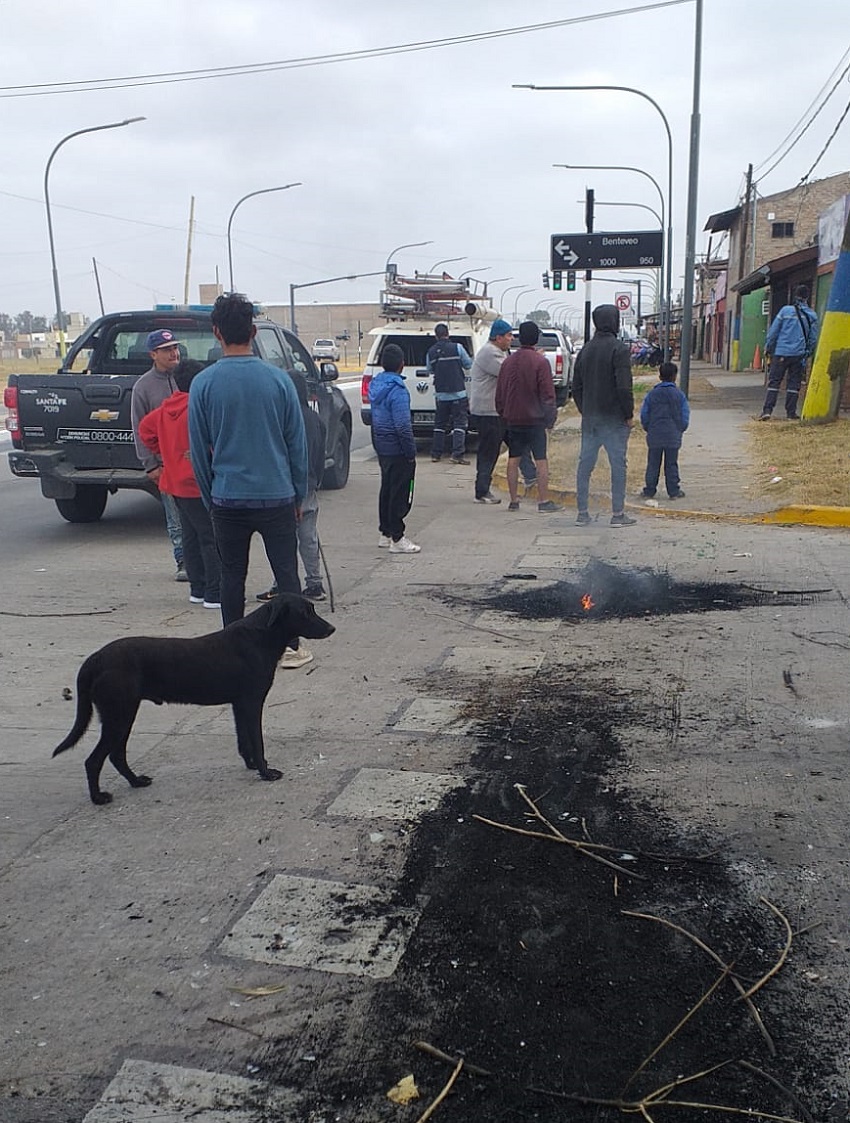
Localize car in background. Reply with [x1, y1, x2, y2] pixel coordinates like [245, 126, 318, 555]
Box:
[510, 327, 573, 406]
[312, 338, 341, 362]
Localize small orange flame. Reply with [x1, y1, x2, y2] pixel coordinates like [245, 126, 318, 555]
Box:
[581, 593, 594, 612]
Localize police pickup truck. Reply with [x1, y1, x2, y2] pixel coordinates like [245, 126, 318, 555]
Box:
[4, 306, 352, 522]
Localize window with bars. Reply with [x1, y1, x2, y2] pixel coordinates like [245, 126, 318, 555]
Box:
[771, 221, 795, 238]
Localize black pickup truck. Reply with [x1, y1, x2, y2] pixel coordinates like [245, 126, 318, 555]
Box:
[4, 307, 352, 522]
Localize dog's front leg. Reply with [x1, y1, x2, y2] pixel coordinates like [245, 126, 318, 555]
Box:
[232, 699, 282, 782]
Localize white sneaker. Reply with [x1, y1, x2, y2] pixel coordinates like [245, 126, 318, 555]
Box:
[189, 595, 204, 604]
[378, 535, 392, 548]
[389, 536, 421, 554]
[279, 645, 314, 669]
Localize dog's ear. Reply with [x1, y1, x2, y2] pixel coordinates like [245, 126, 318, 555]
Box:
[265, 595, 290, 629]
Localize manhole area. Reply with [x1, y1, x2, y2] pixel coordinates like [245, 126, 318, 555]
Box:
[257, 677, 845, 1122]
[452, 559, 831, 621]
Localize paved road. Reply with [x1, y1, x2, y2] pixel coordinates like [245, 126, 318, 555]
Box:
[1, 445, 849, 1120]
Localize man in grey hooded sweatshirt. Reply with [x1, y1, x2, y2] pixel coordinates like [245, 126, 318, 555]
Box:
[572, 304, 636, 527]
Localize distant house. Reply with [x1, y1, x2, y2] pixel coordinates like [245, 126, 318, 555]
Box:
[703, 170, 850, 369]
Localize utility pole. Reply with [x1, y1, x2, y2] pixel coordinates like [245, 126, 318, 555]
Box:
[92, 257, 105, 316]
[183, 195, 195, 306]
[584, 187, 594, 344]
[731, 163, 753, 371]
[678, 0, 704, 396]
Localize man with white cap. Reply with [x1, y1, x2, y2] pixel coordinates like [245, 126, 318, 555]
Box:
[131, 328, 187, 580]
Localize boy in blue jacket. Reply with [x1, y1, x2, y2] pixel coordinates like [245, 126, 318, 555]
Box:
[640, 362, 690, 500]
[369, 343, 420, 554]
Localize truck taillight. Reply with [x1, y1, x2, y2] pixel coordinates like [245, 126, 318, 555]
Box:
[555, 354, 564, 376]
[361, 373, 373, 405]
[3, 385, 20, 440]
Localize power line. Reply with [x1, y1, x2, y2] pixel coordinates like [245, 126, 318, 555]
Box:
[0, 1, 691, 99]
[799, 92, 850, 184]
[754, 45, 850, 185]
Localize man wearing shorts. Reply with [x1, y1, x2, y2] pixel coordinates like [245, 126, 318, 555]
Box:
[495, 320, 559, 512]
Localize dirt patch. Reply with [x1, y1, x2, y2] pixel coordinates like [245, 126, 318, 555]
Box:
[257, 662, 846, 1121]
[749, 416, 850, 507]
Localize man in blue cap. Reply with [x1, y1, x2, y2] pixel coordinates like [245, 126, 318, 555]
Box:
[131, 328, 187, 580]
[469, 318, 513, 502]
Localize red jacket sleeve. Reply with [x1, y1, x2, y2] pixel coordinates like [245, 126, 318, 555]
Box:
[138, 408, 162, 458]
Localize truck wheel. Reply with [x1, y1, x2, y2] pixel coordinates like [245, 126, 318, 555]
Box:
[321, 426, 351, 490]
[55, 487, 108, 523]
[555, 386, 570, 407]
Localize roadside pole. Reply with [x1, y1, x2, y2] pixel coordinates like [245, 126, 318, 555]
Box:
[801, 210, 850, 421]
[584, 188, 594, 344]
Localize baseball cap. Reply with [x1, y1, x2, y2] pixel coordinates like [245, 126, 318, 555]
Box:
[146, 329, 182, 351]
[489, 318, 513, 339]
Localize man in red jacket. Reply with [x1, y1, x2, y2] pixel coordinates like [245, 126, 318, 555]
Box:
[495, 321, 560, 512]
[138, 360, 221, 609]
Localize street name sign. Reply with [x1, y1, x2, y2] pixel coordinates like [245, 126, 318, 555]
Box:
[550, 230, 663, 271]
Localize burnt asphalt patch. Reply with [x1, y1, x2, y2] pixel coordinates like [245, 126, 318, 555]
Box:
[467, 559, 832, 621]
[256, 672, 846, 1122]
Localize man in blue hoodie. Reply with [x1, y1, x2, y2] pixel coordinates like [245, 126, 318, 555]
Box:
[189, 294, 308, 626]
[760, 284, 819, 421]
[369, 343, 420, 554]
[640, 362, 690, 499]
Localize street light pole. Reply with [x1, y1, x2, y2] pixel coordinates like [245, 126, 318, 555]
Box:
[497, 284, 525, 311]
[288, 270, 387, 335]
[513, 288, 535, 322]
[44, 116, 145, 358]
[678, 0, 704, 396]
[227, 183, 302, 292]
[385, 240, 433, 277]
[592, 200, 663, 227]
[530, 84, 674, 356]
[429, 256, 466, 273]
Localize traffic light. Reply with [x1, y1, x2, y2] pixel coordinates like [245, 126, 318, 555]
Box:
[566, 270, 577, 292]
[542, 271, 550, 289]
[552, 270, 563, 291]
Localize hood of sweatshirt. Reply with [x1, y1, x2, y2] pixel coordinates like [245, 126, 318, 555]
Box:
[162, 389, 189, 422]
[369, 370, 406, 406]
[592, 304, 620, 334]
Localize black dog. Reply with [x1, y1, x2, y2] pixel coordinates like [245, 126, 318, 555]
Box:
[53, 594, 335, 805]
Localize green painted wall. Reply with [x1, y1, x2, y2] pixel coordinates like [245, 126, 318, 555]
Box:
[740, 287, 769, 369]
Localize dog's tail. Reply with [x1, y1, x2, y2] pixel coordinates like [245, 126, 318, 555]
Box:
[52, 659, 95, 757]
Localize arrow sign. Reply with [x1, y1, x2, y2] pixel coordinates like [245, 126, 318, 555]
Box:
[551, 230, 663, 271]
[553, 240, 580, 266]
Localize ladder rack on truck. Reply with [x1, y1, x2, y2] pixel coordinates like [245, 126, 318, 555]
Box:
[379, 272, 497, 325]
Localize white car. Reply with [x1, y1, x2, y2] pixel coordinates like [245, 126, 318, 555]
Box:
[312, 338, 341, 362]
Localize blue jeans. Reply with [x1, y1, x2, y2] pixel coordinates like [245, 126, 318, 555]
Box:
[211, 504, 299, 627]
[576, 419, 631, 514]
[161, 491, 183, 565]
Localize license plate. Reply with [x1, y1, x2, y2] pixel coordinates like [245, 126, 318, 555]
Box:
[57, 428, 135, 443]
[412, 412, 433, 423]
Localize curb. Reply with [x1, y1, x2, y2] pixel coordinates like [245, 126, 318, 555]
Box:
[491, 474, 850, 529]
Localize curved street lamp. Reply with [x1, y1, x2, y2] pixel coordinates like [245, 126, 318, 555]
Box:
[459, 266, 491, 280]
[513, 287, 535, 322]
[554, 163, 666, 234]
[429, 256, 466, 273]
[592, 200, 664, 228]
[520, 84, 673, 357]
[227, 183, 302, 292]
[496, 283, 524, 310]
[45, 116, 146, 357]
[385, 240, 433, 275]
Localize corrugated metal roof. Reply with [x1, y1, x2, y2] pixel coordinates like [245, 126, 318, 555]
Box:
[704, 206, 741, 233]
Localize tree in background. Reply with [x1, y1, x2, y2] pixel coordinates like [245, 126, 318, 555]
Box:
[525, 309, 552, 328]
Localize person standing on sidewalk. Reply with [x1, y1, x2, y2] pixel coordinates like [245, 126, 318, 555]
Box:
[426, 323, 473, 464]
[369, 343, 421, 554]
[640, 361, 689, 500]
[138, 359, 221, 610]
[759, 284, 819, 421]
[469, 318, 513, 503]
[572, 304, 636, 527]
[189, 294, 307, 629]
[495, 320, 560, 513]
[131, 329, 187, 581]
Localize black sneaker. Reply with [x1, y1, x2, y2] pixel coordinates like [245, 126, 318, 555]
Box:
[758, 413, 772, 421]
[450, 456, 470, 466]
[303, 585, 327, 601]
[175, 564, 189, 583]
[668, 490, 686, 499]
[537, 500, 561, 513]
[640, 488, 656, 498]
[610, 513, 637, 527]
[575, 511, 592, 526]
[256, 586, 279, 602]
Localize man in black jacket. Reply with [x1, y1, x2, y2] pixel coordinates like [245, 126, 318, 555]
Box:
[426, 323, 473, 464]
[572, 304, 636, 527]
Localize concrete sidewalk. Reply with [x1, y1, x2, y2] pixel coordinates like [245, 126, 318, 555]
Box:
[496, 360, 850, 528]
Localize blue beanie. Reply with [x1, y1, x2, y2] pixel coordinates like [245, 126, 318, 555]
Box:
[489, 318, 513, 339]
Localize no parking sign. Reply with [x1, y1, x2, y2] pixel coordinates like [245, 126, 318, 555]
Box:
[615, 292, 632, 312]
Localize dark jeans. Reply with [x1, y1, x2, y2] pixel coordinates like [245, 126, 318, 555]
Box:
[644, 446, 681, 497]
[762, 355, 805, 417]
[472, 415, 538, 497]
[378, 455, 415, 541]
[576, 418, 631, 514]
[175, 496, 221, 602]
[211, 503, 299, 627]
[432, 397, 469, 459]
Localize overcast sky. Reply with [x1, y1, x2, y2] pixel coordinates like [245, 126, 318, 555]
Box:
[1, 0, 848, 325]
